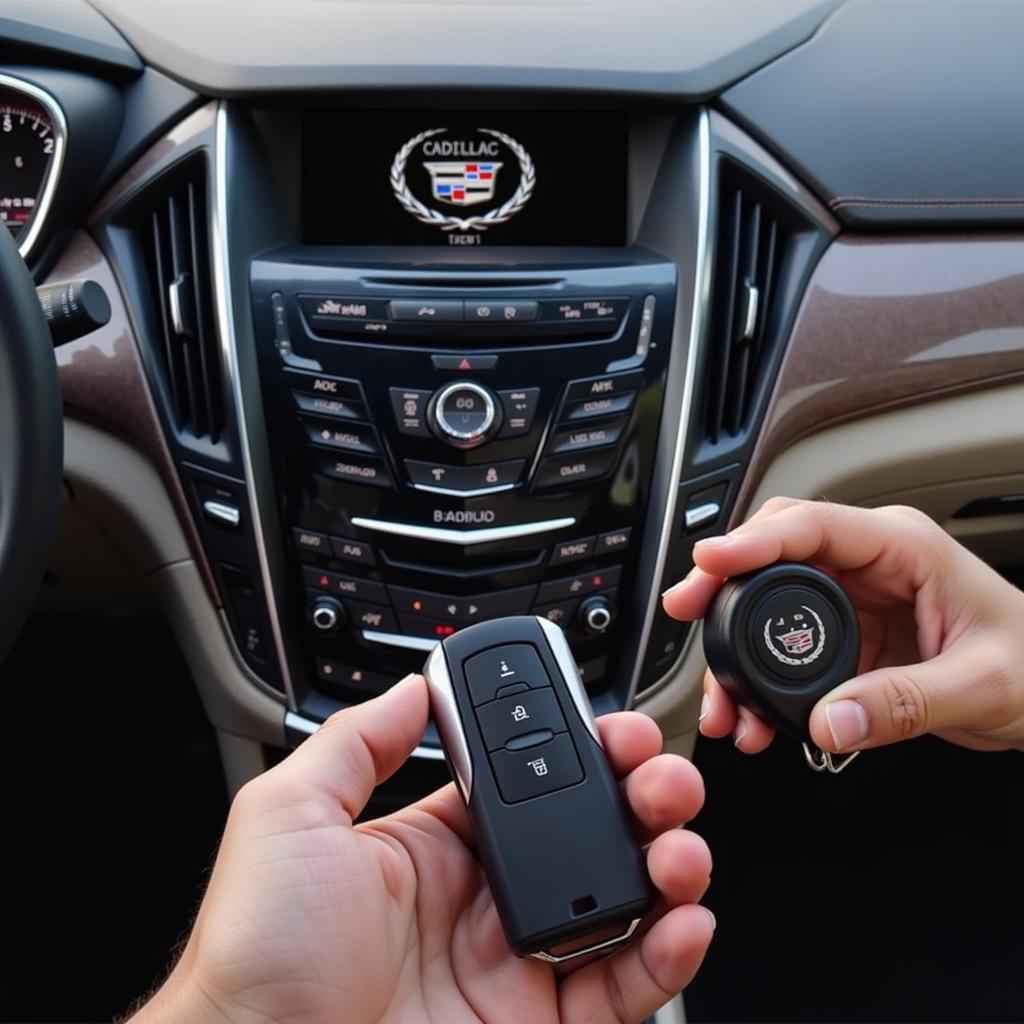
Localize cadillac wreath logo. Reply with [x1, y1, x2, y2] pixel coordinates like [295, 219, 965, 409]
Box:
[390, 128, 535, 232]
[763, 605, 827, 667]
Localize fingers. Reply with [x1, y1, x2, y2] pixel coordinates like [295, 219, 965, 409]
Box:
[623, 753, 705, 841]
[559, 903, 715, 1023]
[272, 673, 430, 822]
[698, 671, 776, 753]
[596, 711, 663, 776]
[808, 643, 1009, 752]
[646, 828, 712, 906]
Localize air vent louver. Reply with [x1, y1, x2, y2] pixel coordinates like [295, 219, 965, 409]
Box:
[703, 167, 791, 444]
[141, 159, 224, 444]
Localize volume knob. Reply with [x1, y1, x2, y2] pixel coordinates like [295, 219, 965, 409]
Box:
[430, 380, 499, 448]
[579, 595, 614, 635]
[310, 596, 346, 634]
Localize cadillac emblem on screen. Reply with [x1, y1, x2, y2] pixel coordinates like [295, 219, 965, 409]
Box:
[390, 127, 535, 233]
[762, 605, 827, 667]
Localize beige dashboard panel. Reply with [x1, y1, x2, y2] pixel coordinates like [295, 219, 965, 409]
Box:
[639, 382, 1024, 752]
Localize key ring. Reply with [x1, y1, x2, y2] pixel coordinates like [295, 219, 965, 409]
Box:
[802, 743, 860, 775]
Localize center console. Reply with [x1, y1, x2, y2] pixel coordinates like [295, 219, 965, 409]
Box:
[251, 251, 678, 723]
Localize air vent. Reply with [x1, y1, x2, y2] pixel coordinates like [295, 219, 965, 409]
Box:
[139, 158, 224, 444]
[703, 165, 793, 444]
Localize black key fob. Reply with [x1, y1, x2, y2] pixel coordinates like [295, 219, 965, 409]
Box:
[423, 615, 654, 961]
[703, 562, 860, 746]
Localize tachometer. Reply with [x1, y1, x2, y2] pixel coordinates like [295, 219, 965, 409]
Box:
[0, 77, 65, 258]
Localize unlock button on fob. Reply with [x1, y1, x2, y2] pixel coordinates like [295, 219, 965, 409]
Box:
[489, 734, 584, 803]
[476, 688, 567, 751]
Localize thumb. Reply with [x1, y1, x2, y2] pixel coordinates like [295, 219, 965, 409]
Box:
[275, 673, 429, 821]
[809, 647, 989, 752]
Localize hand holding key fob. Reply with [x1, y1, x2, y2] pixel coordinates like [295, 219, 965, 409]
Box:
[423, 616, 654, 961]
[703, 562, 862, 772]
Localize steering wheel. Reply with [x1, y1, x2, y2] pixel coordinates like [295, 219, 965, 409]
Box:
[0, 224, 62, 667]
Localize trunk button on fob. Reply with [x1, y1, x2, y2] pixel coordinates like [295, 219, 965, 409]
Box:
[464, 643, 551, 705]
[489, 733, 584, 803]
[476, 687, 567, 751]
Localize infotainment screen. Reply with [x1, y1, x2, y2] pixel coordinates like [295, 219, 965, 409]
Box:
[303, 111, 627, 247]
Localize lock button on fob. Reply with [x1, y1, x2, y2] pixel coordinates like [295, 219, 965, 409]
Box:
[476, 687, 567, 751]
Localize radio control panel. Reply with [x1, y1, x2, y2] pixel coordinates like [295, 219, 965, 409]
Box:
[251, 250, 678, 719]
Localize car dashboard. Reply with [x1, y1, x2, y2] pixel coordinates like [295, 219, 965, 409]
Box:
[7, 0, 1024, 788]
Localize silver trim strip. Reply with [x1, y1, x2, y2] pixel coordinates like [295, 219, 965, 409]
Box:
[684, 501, 720, 530]
[537, 616, 600, 745]
[0, 73, 68, 262]
[350, 515, 575, 546]
[284, 711, 445, 760]
[423, 644, 473, 797]
[362, 629, 439, 653]
[213, 102, 294, 707]
[530, 917, 641, 964]
[627, 109, 712, 706]
[412, 481, 515, 498]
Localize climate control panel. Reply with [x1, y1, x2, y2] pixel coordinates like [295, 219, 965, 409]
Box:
[251, 250, 678, 720]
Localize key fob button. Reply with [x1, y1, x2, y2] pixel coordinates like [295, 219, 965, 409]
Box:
[749, 586, 842, 683]
[464, 643, 551, 705]
[476, 687, 567, 751]
[489, 733, 584, 804]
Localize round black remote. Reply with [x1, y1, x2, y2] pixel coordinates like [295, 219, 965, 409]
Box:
[703, 562, 860, 743]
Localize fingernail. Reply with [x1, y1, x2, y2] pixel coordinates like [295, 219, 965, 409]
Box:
[701, 907, 717, 931]
[695, 535, 731, 548]
[824, 699, 870, 751]
[733, 716, 748, 747]
[698, 694, 710, 724]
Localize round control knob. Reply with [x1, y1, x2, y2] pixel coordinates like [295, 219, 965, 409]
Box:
[430, 380, 499, 448]
[309, 595, 345, 634]
[579, 595, 614, 635]
[702, 562, 860, 742]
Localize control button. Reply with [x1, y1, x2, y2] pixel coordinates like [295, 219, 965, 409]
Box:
[750, 586, 841, 683]
[489, 733, 584, 803]
[548, 418, 626, 455]
[348, 600, 398, 633]
[405, 458, 524, 493]
[430, 380, 499, 448]
[537, 566, 623, 605]
[309, 595, 345, 634]
[635, 295, 655, 359]
[596, 527, 632, 555]
[579, 594, 615, 635]
[496, 388, 541, 438]
[302, 566, 388, 605]
[533, 447, 620, 490]
[476, 688, 567, 752]
[285, 370, 364, 402]
[270, 291, 290, 347]
[565, 371, 642, 403]
[313, 453, 393, 488]
[576, 656, 609, 688]
[398, 614, 460, 640]
[298, 295, 390, 332]
[550, 536, 596, 566]
[431, 354, 498, 372]
[293, 390, 366, 421]
[303, 418, 380, 455]
[389, 387, 432, 438]
[203, 499, 241, 529]
[560, 392, 635, 421]
[465, 300, 539, 323]
[465, 643, 551, 706]
[315, 658, 392, 696]
[389, 299, 463, 322]
[218, 563, 269, 669]
[685, 502, 721, 531]
[532, 597, 580, 629]
[461, 585, 537, 623]
[581, 297, 627, 320]
[541, 300, 585, 322]
[293, 527, 331, 556]
[390, 586, 463, 621]
[329, 535, 376, 566]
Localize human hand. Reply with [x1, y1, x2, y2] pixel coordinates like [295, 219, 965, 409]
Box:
[130, 675, 714, 1024]
[663, 498, 1024, 755]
